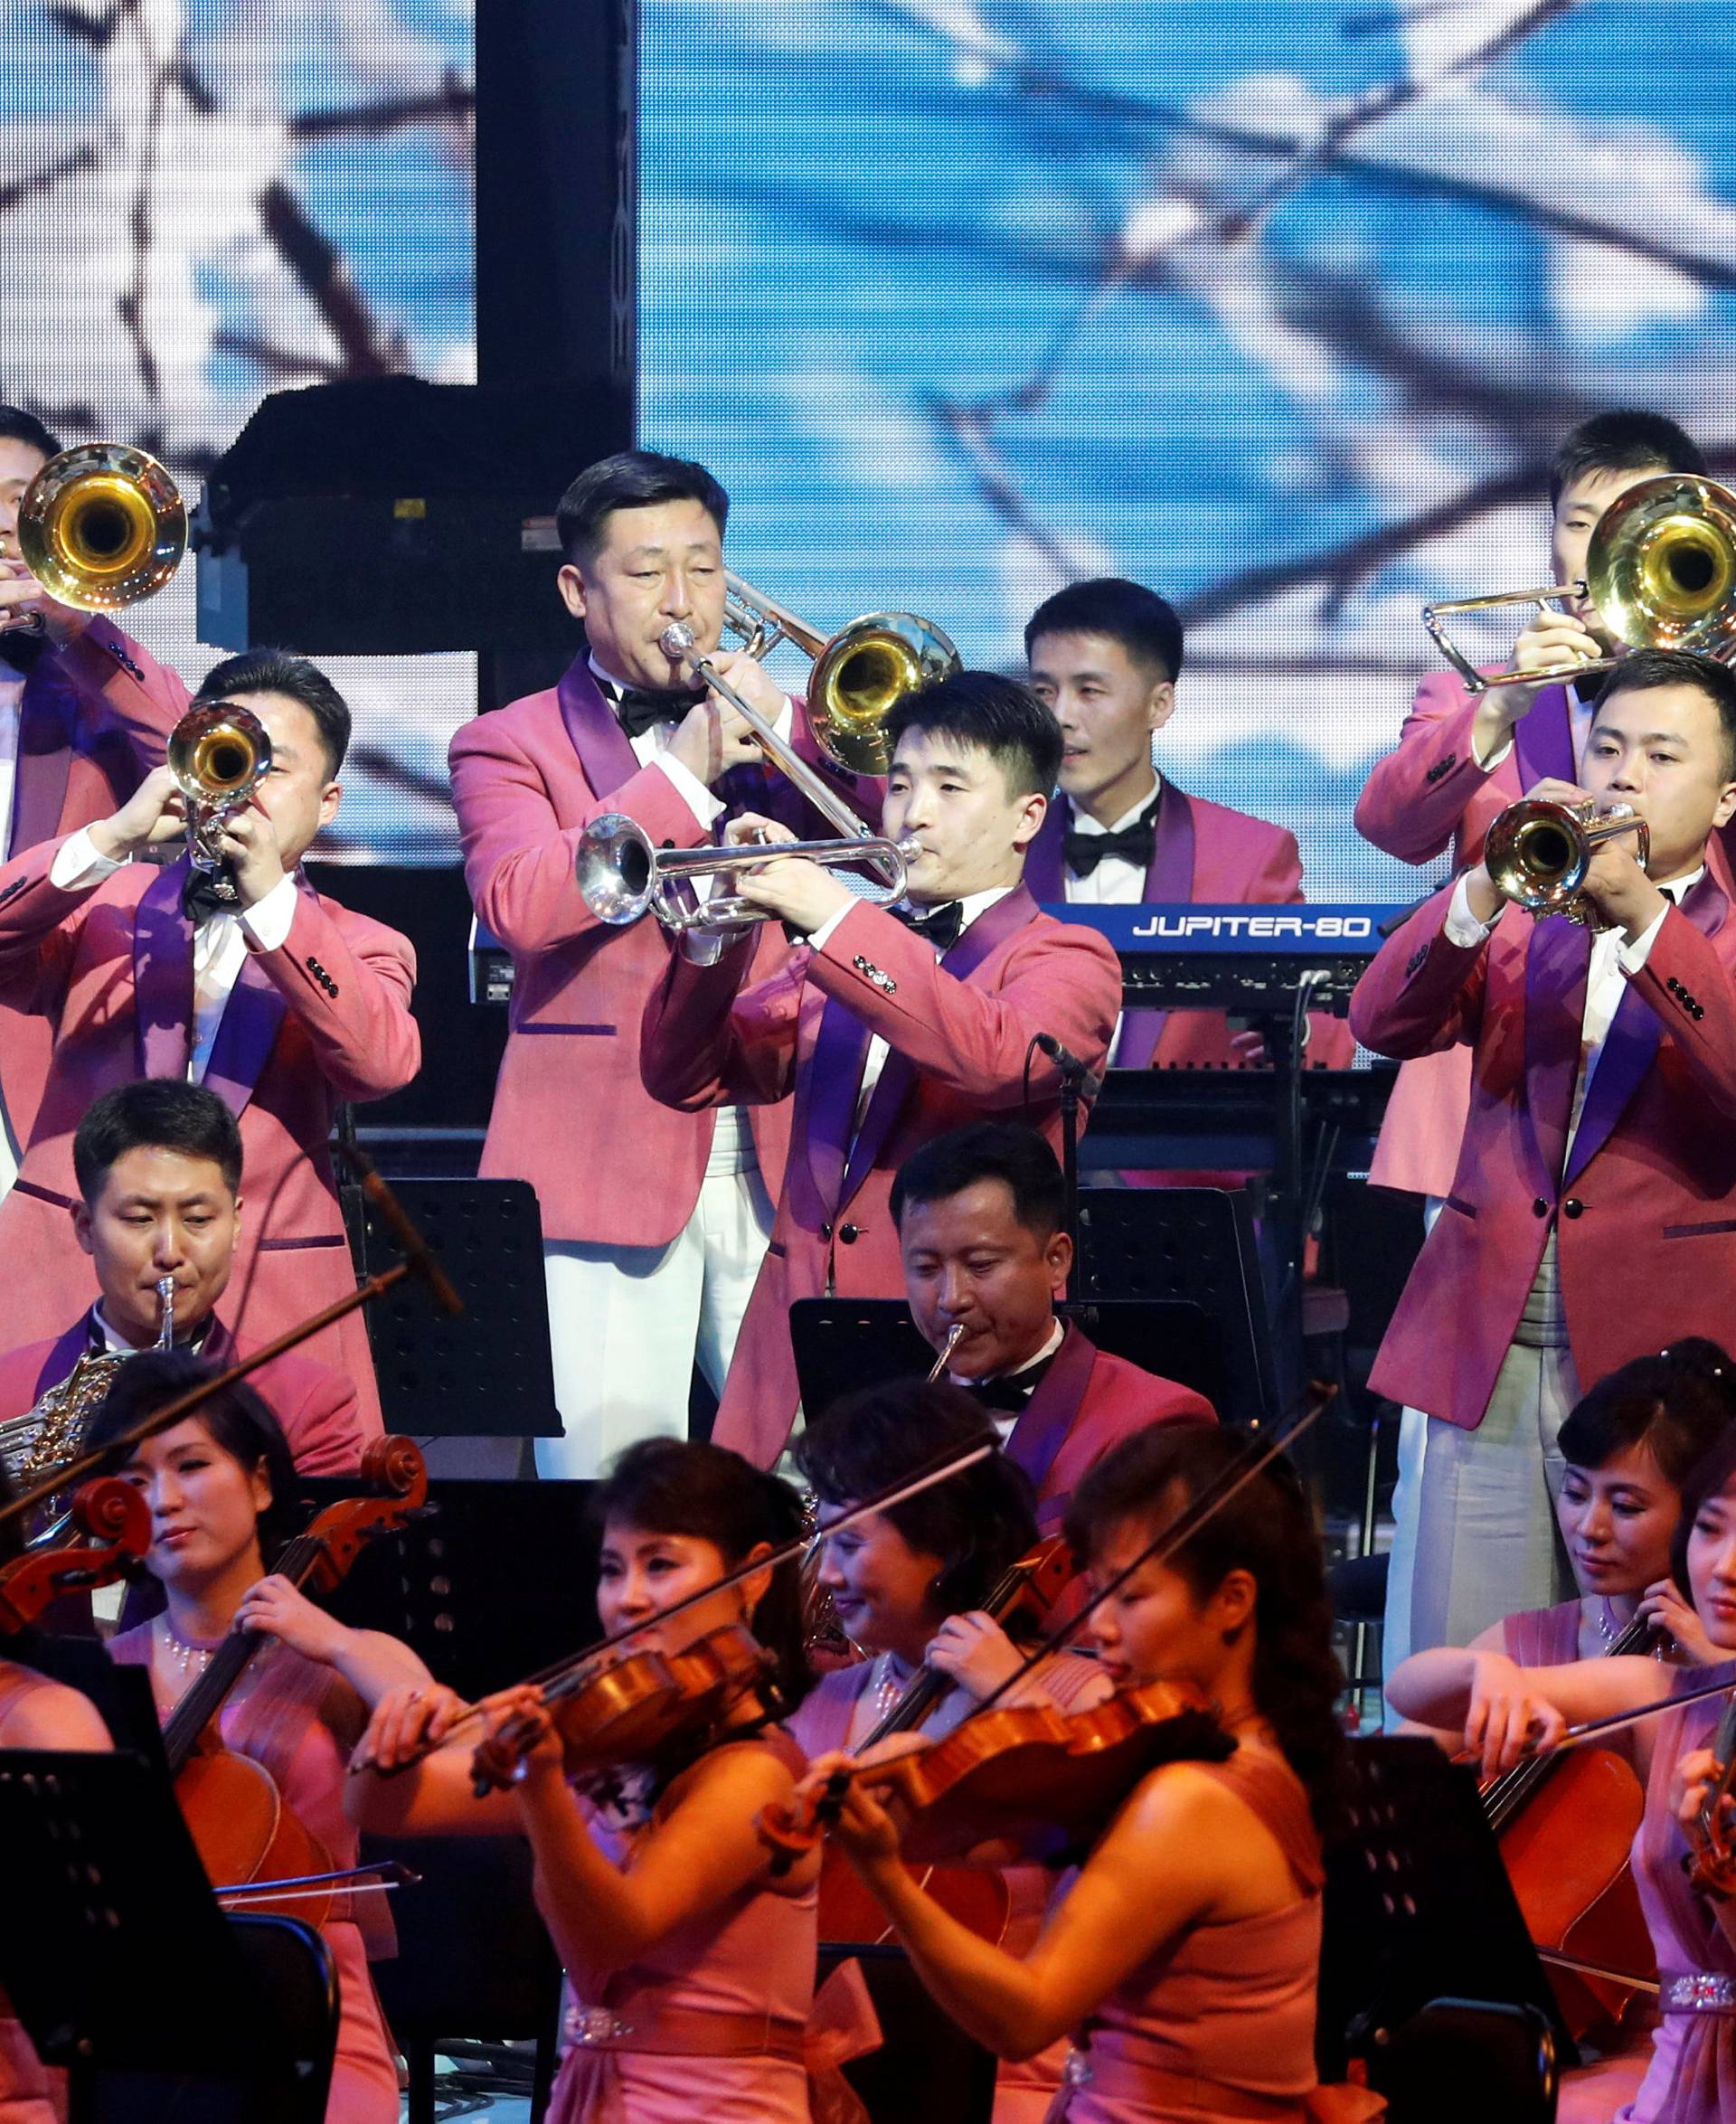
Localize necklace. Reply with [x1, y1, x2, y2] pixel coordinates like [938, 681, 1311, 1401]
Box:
[870, 1652, 910, 1723]
[1595, 1596, 1621, 1650]
[157, 1615, 221, 1682]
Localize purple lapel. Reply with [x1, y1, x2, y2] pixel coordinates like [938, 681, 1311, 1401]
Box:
[1118, 784, 1197, 1071]
[32, 1322, 90, 1400]
[10, 671, 75, 854]
[1563, 876, 1728, 1186]
[201, 949, 287, 1121]
[133, 860, 196, 1081]
[789, 991, 873, 1227]
[556, 657, 641, 799]
[1522, 913, 1591, 1197]
[1002, 1322, 1094, 1496]
[836, 886, 1041, 1208]
[1513, 684, 1578, 789]
[197, 1316, 238, 1364]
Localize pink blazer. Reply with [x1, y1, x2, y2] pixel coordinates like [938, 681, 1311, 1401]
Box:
[641, 888, 1124, 1465]
[1025, 782, 1354, 1072]
[448, 659, 889, 1247]
[1349, 870, 1736, 1430]
[0, 841, 419, 1430]
[1005, 1321, 1216, 1531]
[0, 1315, 375, 1475]
[1, 620, 187, 1164]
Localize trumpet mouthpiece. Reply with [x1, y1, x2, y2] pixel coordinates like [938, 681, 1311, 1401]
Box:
[660, 621, 696, 658]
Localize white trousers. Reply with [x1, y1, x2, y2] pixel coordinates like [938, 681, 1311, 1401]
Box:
[537, 1164, 775, 1479]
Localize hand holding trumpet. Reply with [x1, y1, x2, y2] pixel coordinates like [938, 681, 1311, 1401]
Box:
[722, 810, 858, 932]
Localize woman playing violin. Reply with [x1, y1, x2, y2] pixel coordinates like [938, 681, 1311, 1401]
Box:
[794, 1421, 1358, 2124]
[1389, 1415, 1736, 2124]
[0, 1465, 113, 2124]
[352, 1438, 861, 2124]
[86, 1354, 430, 2124]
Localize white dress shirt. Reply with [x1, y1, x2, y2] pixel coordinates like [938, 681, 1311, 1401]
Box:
[949, 1317, 1067, 1444]
[51, 828, 299, 1083]
[0, 676, 24, 865]
[1061, 776, 1161, 906]
[1443, 864, 1695, 1167]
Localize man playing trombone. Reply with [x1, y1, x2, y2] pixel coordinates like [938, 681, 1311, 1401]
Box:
[450, 448, 877, 1477]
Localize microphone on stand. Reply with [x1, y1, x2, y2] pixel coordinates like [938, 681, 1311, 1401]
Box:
[1033, 1032, 1104, 1101]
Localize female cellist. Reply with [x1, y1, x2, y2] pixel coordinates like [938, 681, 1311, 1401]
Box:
[85, 1353, 431, 2124]
[0, 1465, 112, 2124]
[792, 1420, 1363, 2124]
[1388, 1419, 1736, 2123]
[353, 1436, 869, 2124]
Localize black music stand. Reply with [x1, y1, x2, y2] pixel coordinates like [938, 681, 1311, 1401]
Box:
[1075, 1187, 1270, 1426]
[789, 1297, 1226, 1424]
[348, 1177, 561, 1440]
[0, 1750, 338, 2122]
[1321, 1737, 1570, 2109]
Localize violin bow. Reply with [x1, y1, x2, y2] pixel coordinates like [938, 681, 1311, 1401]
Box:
[1509, 1669, 1736, 1755]
[0, 1154, 461, 1534]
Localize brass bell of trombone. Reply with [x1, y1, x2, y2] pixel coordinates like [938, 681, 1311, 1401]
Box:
[16, 442, 186, 612]
[1424, 474, 1736, 694]
[1483, 797, 1650, 931]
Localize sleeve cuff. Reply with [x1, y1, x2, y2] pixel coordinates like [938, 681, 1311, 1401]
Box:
[1444, 871, 1499, 948]
[1618, 902, 1671, 976]
[651, 750, 725, 827]
[239, 872, 299, 951]
[49, 827, 126, 892]
[806, 901, 856, 953]
[1471, 730, 1514, 774]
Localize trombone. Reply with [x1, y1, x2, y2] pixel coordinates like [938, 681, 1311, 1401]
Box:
[1484, 798, 1650, 932]
[167, 702, 272, 899]
[5, 442, 185, 633]
[1424, 474, 1736, 694]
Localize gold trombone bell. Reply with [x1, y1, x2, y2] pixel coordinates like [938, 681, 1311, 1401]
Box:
[17, 443, 185, 611]
[1424, 474, 1736, 694]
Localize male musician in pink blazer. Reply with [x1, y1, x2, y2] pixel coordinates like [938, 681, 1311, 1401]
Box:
[450, 449, 879, 1477]
[0, 650, 418, 1430]
[641, 671, 1124, 1468]
[0, 1081, 369, 1477]
[0, 405, 190, 1193]
[1023, 576, 1353, 1081]
[1351, 647, 1736, 1653]
[892, 1121, 1214, 1531]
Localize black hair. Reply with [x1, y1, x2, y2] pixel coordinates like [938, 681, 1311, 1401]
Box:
[1595, 647, 1736, 781]
[1063, 1423, 1347, 1833]
[1024, 577, 1184, 684]
[556, 449, 730, 571]
[591, 1437, 811, 1710]
[891, 1120, 1065, 1240]
[884, 669, 1063, 801]
[72, 1081, 243, 1203]
[1549, 411, 1703, 513]
[84, 1352, 302, 1570]
[1560, 1338, 1736, 1493]
[794, 1381, 1039, 1617]
[193, 649, 351, 777]
[0, 404, 61, 461]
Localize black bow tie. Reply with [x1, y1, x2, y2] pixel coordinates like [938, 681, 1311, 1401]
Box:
[964, 1352, 1056, 1414]
[180, 867, 239, 926]
[1063, 795, 1162, 879]
[891, 900, 964, 952]
[0, 624, 46, 675]
[597, 675, 695, 741]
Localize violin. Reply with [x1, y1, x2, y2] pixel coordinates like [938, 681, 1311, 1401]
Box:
[0, 1478, 151, 1633]
[470, 1620, 780, 1795]
[816, 1534, 1076, 1948]
[163, 1434, 429, 1929]
[1688, 1691, 1736, 1900]
[763, 1676, 1235, 1875]
[1480, 1610, 1656, 2040]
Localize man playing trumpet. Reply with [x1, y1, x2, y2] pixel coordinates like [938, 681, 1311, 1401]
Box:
[1351, 647, 1736, 1654]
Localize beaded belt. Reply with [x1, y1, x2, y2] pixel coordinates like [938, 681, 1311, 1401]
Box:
[565, 2002, 807, 2061]
[1660, 1971, 1736, 2015]
[1059, 2045, 1310, 2119]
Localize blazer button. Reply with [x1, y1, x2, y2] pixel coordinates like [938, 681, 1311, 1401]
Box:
[819, 1222, 832, 1242]
[1532, 1198, 1549, 1218]
[838, 1222, 861, 1244]
[1562, 1198, 1584, 1219]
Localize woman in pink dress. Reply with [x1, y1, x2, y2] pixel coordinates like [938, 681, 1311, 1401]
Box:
[1389, 1411, 1736, 2124]
[0, 1468, 114, 2124]
[354, 1437, 869, 2124]
[793, 1421, 1378, 2124]
[84, 1354, 431, 2124]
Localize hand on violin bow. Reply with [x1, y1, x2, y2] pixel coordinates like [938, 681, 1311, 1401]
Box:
[354, 1679, 472, 1775]
[1462, 1650, 1566, 1781]
[924, 1611, 1025, 1702]
[470, 1681, 566, 1793]
[1638, 1576, 1720, 1666]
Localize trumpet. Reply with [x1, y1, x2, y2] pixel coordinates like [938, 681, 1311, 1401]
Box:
[1484, 797, 1650, 931]
[5, 442, 185, 634]
[576, 810, 916, 935]
[1424, 473, 1736, 694]
[168, 702, 272, 897]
